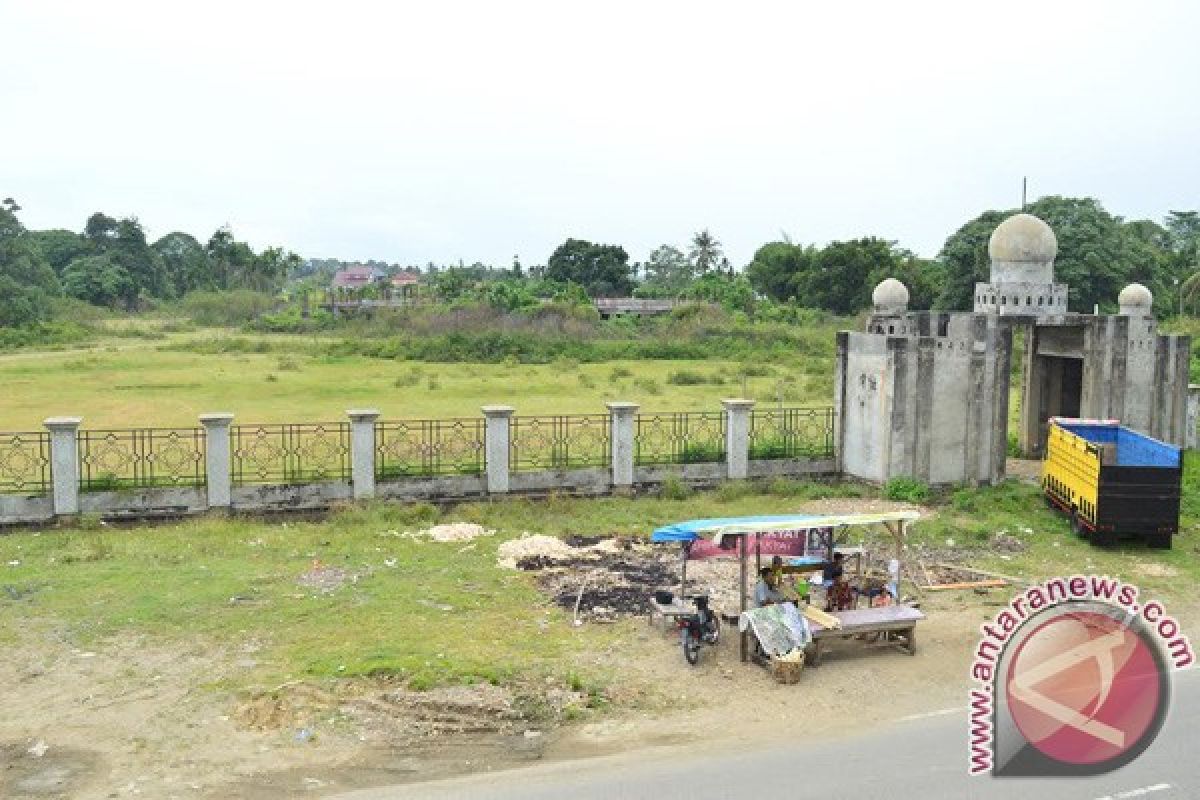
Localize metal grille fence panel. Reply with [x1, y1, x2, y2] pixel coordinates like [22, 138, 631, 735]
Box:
[375, 419, 485, 479]
[0, 431, 51, 494]
[78, 428, 206, 491]
[510, 415, 611, 471]
[231, 423, 350, 485]
[634, 411, 726, 466]
[748, 407, 836, 460]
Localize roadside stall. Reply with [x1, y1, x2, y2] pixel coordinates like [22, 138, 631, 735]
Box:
[650, 512, 923, 667]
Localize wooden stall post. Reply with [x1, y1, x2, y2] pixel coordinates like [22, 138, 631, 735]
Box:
[680, 543, 688, 600]
[739, 534, 748, 663]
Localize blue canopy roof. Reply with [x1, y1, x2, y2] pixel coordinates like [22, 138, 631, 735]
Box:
[651, 515, 818, 543]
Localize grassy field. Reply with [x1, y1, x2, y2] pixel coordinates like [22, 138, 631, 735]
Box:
[1, 471, 1196, 700]
[0, 329, 836, 429]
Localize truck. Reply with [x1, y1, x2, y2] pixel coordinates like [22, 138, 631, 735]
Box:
[1042, 418, 1182, 549]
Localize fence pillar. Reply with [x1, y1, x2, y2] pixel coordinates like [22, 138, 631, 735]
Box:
[722, 399, 755, 480]
[606, 402, 639, 490]
[1188, 385, 1200, 450]
[482, 406, 514, 494]
[44, 417, 82, 516]
[200, 413, 235, 509]
[347, 409, 380, 499]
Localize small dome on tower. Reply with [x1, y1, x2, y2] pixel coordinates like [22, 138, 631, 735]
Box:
[1118, 282, 1153, 315]
[988, 213, 1058, 264]
[872, 278, 909, 312]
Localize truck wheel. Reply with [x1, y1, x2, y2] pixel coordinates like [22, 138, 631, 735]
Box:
[1148, 533, 1173, 550]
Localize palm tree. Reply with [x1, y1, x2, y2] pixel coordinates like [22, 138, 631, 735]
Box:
[1179, 269, 1200, 316]
[689, 229, 723, 275]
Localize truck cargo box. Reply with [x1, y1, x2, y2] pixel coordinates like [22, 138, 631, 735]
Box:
[1042, 418, 1181, 548]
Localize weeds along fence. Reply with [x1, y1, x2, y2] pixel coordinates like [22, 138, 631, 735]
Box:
[0, 406, 837, 522]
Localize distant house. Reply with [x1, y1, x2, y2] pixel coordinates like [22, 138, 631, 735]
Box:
[390, 272, 420, 290]
[331, 265, 386, 290]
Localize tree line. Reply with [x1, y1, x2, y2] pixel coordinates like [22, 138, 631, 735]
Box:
[4, 194, 1199, 330]
[0, 198, 300, 327]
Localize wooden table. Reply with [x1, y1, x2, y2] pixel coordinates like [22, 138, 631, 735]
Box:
[804, 605, 924, 666]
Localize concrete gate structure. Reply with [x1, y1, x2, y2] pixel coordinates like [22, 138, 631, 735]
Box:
[836, 212, 1192, 486]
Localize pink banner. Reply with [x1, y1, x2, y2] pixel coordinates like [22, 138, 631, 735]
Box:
[686, 528, 832, 560]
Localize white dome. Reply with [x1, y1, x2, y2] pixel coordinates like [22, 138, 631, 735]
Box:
[1118, 282, 1153, 315]
[872, 278, 909, 311]
[988, 213, 1058, 264]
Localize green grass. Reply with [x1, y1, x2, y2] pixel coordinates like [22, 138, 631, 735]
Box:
[1, 470, 1195, 702]
[0, 328, 839, 429]
[0, 481, 866, 694]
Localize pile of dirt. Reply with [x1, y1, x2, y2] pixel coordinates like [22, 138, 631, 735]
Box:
[496, 535, 577, 568]
[406, 523, 496, 543]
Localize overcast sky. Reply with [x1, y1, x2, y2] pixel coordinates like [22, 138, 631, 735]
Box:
[2, 0, 1198, 266]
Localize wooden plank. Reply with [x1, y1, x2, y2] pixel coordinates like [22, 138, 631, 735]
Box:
[924, 579, 1007, 591]
[930, 563, 1024, 585]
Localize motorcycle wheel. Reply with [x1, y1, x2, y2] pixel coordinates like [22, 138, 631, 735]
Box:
[707, 614, 721, 645]
[682, 628, 701, 665]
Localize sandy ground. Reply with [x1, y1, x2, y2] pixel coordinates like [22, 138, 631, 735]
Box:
[3, 557, 1196, 798]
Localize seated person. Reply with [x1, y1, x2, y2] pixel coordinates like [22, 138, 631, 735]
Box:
[871, 586, 895, 608]
[822, 552, 845, 586]
[821, 552, 846, 610]
[754, 566, 788, 607]
[770, 555, 809, 605]
[827, 575, 854, 611]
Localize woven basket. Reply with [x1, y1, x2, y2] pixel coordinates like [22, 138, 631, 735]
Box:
[770, 651, 805, 684]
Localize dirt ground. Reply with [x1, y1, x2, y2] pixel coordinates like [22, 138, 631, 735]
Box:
[3, 520, 1196, 799]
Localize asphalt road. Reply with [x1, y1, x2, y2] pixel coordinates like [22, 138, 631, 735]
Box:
[335, 667, 1198, 800]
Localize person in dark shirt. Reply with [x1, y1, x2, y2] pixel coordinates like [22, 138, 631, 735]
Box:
[822, 552, 846, 611]
[822, 552, 845, 584]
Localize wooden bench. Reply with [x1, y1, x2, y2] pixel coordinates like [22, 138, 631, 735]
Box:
[804, 605, 924, 666]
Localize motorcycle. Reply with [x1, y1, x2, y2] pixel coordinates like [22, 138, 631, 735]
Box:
[677, 594, 720, 665]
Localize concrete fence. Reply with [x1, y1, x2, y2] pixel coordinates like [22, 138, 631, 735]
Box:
[0, 403, 838, 525]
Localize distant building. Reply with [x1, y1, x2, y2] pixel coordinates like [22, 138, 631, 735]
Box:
[593, 298, 678, 319]
[390, 272, 420, 290]
[331, 265, 386, 290]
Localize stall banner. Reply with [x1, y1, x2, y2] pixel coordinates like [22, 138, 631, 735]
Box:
[686, 528, 831, 560]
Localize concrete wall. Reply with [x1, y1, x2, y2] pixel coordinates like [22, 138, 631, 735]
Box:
[838, 315, 1011, 486]
[1016, 315, 1190, 455]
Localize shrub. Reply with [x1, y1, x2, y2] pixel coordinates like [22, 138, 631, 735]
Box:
[660, 475, 692, 500]
[1006, 431, 1022, 457]
[883, 476, 931, 504]
[716, 480, 756, 502]
[276, 356, 302, 371]
[609, 366, 633, 380]
[181, 289, 277, 326]
[665, 369, 706, 385]
[633, 377, 661, 395]
[265, 373, 278, 383]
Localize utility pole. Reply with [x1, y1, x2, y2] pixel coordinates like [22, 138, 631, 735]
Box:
[1021, 177, 1027, 211]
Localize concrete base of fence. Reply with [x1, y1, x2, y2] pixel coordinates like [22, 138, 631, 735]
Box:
[232, 481, 354, 511]
[510, 467, 610, 494]
[0, 459, 839, 525]
[0, 494, 54, 525]
[80, 487, 208, 516]
[377, 474, 488, 502]
[747, 458, 838, 479]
